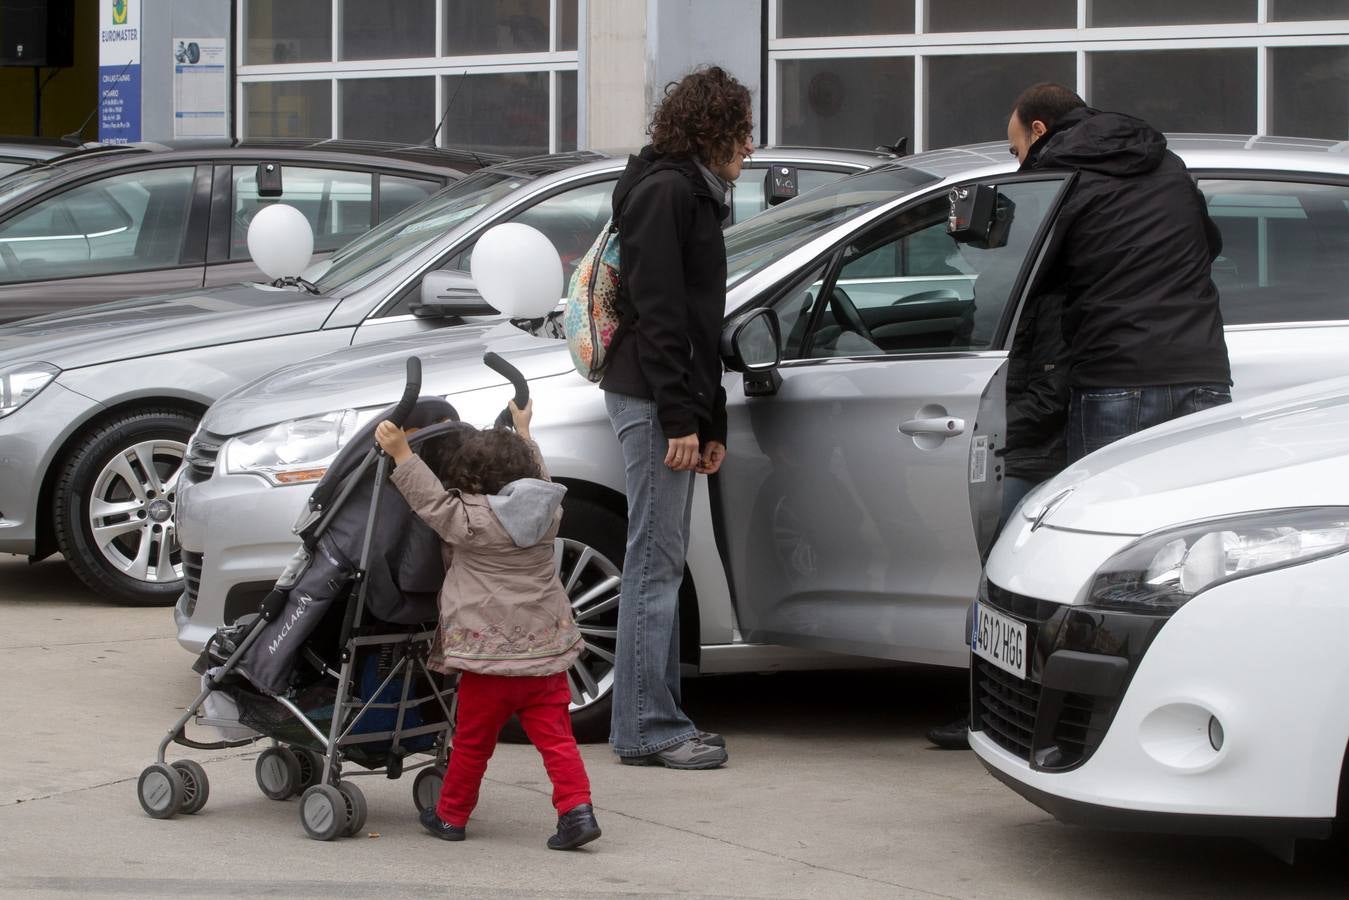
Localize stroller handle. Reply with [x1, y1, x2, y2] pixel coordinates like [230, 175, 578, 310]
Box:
[483, 351, 530, 429]
[388, 357, 422, 428]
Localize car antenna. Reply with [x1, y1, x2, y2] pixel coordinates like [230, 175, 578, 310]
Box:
[425, 70, 479, 162]
[62, 58, 134, 144]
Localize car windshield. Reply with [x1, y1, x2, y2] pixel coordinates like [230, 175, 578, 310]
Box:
[724, 165, 939, 287]
[314, 170, 531, 292]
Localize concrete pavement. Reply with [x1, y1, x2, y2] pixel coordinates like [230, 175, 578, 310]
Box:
[1, 553, 1345, 899]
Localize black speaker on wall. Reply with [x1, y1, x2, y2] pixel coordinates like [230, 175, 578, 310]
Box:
[0, 0, 75, 68]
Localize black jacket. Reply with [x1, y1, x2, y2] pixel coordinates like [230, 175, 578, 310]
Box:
[1026, 107, 1232, 389]
[600, 147, 729, 443]
[1002, 291, 1069, 483]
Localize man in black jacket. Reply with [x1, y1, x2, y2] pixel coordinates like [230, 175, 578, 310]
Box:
[1009, 83, 1232, 460]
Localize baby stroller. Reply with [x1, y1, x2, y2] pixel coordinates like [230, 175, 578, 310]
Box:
[137, 353, 530, 841]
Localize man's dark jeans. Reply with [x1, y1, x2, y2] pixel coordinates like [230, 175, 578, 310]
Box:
[1067, 383, 1232, 463]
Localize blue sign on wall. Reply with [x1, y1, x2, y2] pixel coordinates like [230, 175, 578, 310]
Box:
[98, 64, 141, 143]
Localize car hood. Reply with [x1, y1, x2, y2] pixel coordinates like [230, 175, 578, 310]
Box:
[204, 322, 575, 436]
[1040, 375, 1349, 536]
[0, 283, 338, 370]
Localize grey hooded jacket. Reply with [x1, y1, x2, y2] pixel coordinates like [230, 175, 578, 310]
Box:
[389, 444, 582, 676]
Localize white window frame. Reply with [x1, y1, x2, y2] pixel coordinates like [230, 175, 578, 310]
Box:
[236, 0, 580, 151]
[768, 0, 1349, 151]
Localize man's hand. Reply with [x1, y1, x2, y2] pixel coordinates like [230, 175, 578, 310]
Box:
[375, 420, 414, 465]
[665, 433, 701, 471]
[509, 399, 533, 440]
[696, 440, 727, 475]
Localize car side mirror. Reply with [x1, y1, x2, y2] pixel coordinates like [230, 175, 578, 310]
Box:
[722, 307, 782, 373]
[412, 269, 498, 318]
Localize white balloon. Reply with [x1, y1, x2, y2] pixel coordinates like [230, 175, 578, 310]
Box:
[470, 223, 563, 319]
[246, 203, 314, 281]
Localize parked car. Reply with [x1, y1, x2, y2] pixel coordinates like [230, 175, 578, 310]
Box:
[0, 137, 99, 180]
[969, 374, 1349, 859]
[0, 146, 890, 605]
[176, 135, 1349, 740]
[0, 138, 507, 323]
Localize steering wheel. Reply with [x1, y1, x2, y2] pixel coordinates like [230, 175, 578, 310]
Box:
[829, 286, 876, 344]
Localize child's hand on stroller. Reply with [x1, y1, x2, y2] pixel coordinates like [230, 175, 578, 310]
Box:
[375, 420, 414, 464]
[509, 399, 533, 438]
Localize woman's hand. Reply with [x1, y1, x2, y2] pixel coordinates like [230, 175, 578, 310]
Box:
[509, 399, 533, 439]
[696, 441, 727, 475]
[375, 420, 414, 465]
[665, 433, 701, 471]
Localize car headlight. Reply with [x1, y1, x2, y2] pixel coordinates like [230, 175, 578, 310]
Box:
[1086, 507, 1349, 613]
[0, 362, 60, 419]
[221, 408, 380, 485]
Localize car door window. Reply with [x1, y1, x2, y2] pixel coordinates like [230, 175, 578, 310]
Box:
[0, 167, 195, 284]
[379, 175, 442, 221]
[733, 166, 854, 224]
[230, 166, 374, 258]
[1201, 179, 1349, 326]
[775, 179, 1064, 359]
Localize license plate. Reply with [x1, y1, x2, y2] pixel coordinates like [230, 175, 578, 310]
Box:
[972, 602, 1028, 679]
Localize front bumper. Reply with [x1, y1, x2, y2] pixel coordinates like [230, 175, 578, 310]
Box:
[174, 461, 309, 652]
[971, 549, 1349, 835]
[0, 383, 100, 554]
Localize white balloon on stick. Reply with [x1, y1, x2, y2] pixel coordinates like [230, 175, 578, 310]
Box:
[470, 223, 563, 318]
[246, 204, 315, 281]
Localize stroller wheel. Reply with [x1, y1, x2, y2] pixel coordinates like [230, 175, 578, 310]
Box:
[338, 782, 368, 837]
[412, 766, 445, 813]
[256, 747, 301, 801]
[293, 749, 325, 795]
[299, 785, 347, 841]
[172, 759, 210, 815]
[137, 763, 184, 819]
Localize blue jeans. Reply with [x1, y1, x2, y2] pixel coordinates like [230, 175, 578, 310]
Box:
[605, 392, 698, 757]
[998, 476, 1039, 534]
[1067, 383, 1231, 462]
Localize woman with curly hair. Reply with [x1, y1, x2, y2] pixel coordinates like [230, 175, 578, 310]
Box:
[600, 65, 753, 770]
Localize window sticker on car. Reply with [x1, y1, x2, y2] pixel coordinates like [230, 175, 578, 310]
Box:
[969, 435, 988, 484]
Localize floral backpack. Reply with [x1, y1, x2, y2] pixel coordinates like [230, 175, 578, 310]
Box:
[562, 218, 622, 382]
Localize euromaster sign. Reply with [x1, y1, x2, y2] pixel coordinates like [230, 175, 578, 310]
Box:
[99, 0, 141, 143]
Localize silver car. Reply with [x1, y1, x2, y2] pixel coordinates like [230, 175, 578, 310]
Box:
[0, 147, 887, 605]
[179, 135, 1349, 739]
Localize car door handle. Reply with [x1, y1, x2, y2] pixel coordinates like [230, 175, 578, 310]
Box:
[898, 416, 966, 438]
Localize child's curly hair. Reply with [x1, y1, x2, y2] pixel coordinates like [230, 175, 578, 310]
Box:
[650, 65, 753, 167]
[421, 427, 540, 495]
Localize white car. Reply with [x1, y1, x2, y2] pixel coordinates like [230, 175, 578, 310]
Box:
[970, 375, 1349, 859]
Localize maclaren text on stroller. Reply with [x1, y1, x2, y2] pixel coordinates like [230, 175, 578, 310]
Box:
[137, 353, 532, 841]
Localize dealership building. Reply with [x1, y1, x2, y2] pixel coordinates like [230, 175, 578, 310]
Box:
[6, 1, 1349, 153]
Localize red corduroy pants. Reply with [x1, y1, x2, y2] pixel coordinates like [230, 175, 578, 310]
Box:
[437, 670, 591, 827]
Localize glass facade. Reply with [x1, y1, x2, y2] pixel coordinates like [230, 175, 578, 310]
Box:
[238, 0, 577, 153]
[770, 0, 1349, 151]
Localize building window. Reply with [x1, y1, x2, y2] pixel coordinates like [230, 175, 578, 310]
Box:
[243, 81, 332, 139]
[778, 0, 914, 37]
[1089, 49, 1257, 134]
[1271, 46, 1349, 140]
[558, 0, 579, 51]
[441, 72, 550, 156]
[557, 71, 578, 152]
[245, 0, 332, 65]
[1087, 0, 1256, 27]
[778, 57, 914, 151]
[444, 0, 550, 55]
[928, 1, 1075, 32]
[927, 54, 1077, 148]
[1269, 0, 1349, 19]
[341, 78, 436, 144]
[341, 0, 436, 61]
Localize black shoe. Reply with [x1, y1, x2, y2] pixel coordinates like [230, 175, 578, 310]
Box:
[419, 807, 466, 841]
[547, 803, 602, 851]
[926, 717, 971, 750]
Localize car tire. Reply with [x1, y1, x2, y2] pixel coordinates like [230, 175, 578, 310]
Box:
[53, 409, 197, 606]
[500, 496, 626, 745]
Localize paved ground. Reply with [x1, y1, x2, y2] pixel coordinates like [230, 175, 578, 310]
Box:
[1, 553, 1346, 899]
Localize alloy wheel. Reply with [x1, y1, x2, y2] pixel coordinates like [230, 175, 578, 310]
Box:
[86, 439, 186, 584]
[554, 537, 621, 713]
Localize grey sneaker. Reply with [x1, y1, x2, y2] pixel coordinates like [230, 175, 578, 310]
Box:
[697, 730, 726, 748]
[621, 738, 728, 770]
